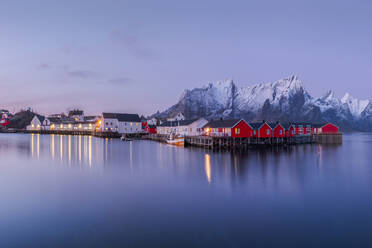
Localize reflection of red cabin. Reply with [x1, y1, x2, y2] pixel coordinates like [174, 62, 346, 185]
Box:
[249, 122, 272, 138]
[313, 123, 339, 134]
[145, 124, 157, 134]
[268, 123, 285, 138]
[203, 119, 253, 138]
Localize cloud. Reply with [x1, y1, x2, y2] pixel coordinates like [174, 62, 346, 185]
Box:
[108, 77, 133, 85]
[67, 70, 99, 79]
[111, 28, 154, 59]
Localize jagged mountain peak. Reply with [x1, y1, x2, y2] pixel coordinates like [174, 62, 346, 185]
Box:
[153, 76, 372, 131]
[203, 79, 234, 90]
[341, 92, 352, 103]
[320, 90, 336, 102]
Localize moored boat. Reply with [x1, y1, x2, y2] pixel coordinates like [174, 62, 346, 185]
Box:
[166, 133, 184, 146]
[120, 134, 132, 141]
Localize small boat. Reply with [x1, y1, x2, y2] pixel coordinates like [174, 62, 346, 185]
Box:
[120, 135, 132, 141]
[166, 133, 184, 146]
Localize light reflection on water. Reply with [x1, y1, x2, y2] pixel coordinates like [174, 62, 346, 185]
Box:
[1, 133, 372, 247]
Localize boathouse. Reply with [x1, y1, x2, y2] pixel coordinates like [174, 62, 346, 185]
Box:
[313, 123, 339, 134]
[100, 113, 142, 134]
[282, 123, 296, 137]
[292, 122, 312, 135]
[268, 122, 286, 138]
[249, 122, 272, 138]
[203, 119, 253, 138]
[26, 115, 46, 130]
[157, 118, 208, 136]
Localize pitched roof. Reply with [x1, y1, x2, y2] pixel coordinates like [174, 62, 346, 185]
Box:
[267, 122, 281, 129]
[47, 117, 62, 124]
[292, 122, 312, 127]
[159, 119, 197, 127]
[102, 113, 141, 122]
[202, 119, 241, 128]
[312, 123, 329, 128]
[35, 114, 45, 123]
[281, 123, 295, 130]
[249, 122, 266, 129]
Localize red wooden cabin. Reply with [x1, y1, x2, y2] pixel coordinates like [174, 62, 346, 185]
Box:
[293, 123, 312, 135]
[203, 119, 253, 138]
[282, 123, 296, 137]
[268, 123, 285, 138]
[313, 123, 339, 134]
[249, 122, 272, 138]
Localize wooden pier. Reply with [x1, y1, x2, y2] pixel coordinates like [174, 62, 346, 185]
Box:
[312, 133, 343, 144]
[144, 133, 342, 150]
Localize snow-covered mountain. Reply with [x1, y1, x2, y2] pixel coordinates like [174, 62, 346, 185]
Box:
[153, 76, 372, 131]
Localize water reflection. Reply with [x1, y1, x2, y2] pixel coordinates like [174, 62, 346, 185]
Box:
[0, 133, 346, 191]
[204, 154, 211, 183]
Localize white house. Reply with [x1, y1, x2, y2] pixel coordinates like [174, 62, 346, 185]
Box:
[26, 115, 45, 130]
[167, 112, 185, 122]
[99, 113, 142, 134]
[157, 118, 208, 136]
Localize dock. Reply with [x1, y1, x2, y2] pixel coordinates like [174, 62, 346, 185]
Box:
[144, 133, 342, 150]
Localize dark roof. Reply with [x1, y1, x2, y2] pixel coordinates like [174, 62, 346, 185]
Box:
[159, 119, 197, 127]
[102, 113, 141, 122]
[267, 122, 281, 129]
[148, 125, 156, 129]
[281, 123, 295, 129]
[47, 117, 62, 124]
[84, 116, 98, 121]
[292, 122, 312, 127]
[35, 114, 45, 123]
[202, 119, 241, 128]
[249, 122, 266, 129]
[312, 123, 329, 128]
[68, 110, 84, 116]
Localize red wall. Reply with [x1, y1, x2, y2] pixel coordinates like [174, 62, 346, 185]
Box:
[231, 120, 253, 138]
[272, 125, 285, 138]
[145, 126, 157, 134]
[321, 123, 339, 133]
[286, 126, 295, 137]
[294, 127, 299, 135]
[259, 123, 272, 138]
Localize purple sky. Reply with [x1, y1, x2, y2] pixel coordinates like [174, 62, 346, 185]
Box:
[0, 0, 371, 116]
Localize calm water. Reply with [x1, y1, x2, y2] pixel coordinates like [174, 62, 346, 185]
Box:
[1, 133, 372, 247]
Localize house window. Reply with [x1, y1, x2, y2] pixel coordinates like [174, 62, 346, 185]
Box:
[280, 130, 282, 135]
[266, 130, 270, 135]
[106, 122, 108, 125]
[254, 130, 256, 135]
[235, 128, 240, 134]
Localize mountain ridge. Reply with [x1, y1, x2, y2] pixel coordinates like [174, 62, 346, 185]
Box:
[153, 76, 372, 131]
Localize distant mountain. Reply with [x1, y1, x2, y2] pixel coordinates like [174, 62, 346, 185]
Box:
[153, 76, 372, 131]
